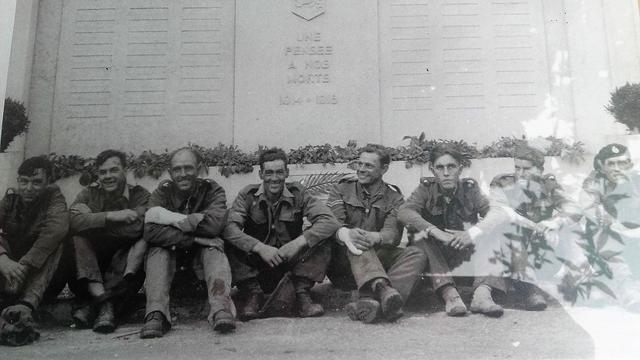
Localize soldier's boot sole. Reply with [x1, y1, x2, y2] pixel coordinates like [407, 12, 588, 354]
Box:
[380, 291, 404, 322]
[211, 311, 236, 334]
[345, 299, 381, 323]
[445, 296, 468, 317]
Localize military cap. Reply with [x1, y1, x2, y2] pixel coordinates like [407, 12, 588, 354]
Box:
[594, 143, 629, 171]
[514, 144, 545, 169]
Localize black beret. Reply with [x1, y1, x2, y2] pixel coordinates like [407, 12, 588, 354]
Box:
[594, 143, 629, 171]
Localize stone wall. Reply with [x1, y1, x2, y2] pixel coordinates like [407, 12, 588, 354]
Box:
[11, 0, 640, 158]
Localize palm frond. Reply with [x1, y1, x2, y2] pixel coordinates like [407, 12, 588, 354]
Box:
[299, 171, 353, 197]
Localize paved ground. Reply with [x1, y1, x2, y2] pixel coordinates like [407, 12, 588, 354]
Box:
[2, 280, 599, 360]
[4, 305, 594, 360]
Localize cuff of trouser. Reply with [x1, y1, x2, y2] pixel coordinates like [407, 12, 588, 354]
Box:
[19, 295, 39, 311]
[77, 269, 104, 283]
[474, 277, 507, 293]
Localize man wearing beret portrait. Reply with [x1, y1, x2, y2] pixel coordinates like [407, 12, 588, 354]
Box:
[579, 143, 640, 311]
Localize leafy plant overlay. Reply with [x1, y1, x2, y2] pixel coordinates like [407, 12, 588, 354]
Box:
[45, 135, 584, 182]
[488, 181, 624, 305]
[2, 98, 30, 152]
[556, 219, 623, 305]
[606, 82, 640, 133]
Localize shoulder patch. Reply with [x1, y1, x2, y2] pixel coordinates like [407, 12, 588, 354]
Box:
[463, 178, 478, 189]
[158, 179, 173, 188]
[203, 178, 217, 185]
[420, 177, 436, 185]
[5, 188, 16, 196]
[88, 182, 100, 188]
[385, 183, 402, 195]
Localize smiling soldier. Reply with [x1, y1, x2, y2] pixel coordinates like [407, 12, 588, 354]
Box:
[0, 156, 68, 345]
[69, 150, 149, 333]
[326, 145, 425, 323]
[224, 147, 340, 320]
[141, 147, 235, 338]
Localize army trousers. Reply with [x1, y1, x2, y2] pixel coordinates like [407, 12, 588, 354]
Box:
[0, 244, 63, 310]
[228, 240, 331, 294]
[417, 237, 507, 293]
[327, 243, 426, 303]
[72, 232, 144, 291]
[144, 238, 235, 323]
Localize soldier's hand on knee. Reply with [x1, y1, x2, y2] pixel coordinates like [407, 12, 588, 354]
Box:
[253, 243, 283, 267]
[277, 236, 307, 261]
[107, 209, 139, 224]
[445, 229, 473, 250]
[363, 231, 381, 248]
[0, 256, 26, 283]
[430, 228, 454, 245]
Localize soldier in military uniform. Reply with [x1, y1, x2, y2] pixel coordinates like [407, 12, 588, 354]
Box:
[578, 143, 640, 310]
[398, 144, 506, 317]
[326, 145, 426, 323]
[0, 156, 68, 345]
[69, 149, 149, 333]
[224, 148, 340, 320]
[141, 148, 235, 338]
[488, 145, 579, 311]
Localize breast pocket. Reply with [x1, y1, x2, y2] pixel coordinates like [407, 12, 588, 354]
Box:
[248, 205, 267, 225]
[278, 207, 302, 224]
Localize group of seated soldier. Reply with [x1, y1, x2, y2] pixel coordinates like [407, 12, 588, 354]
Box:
[0, 142, 638, 346]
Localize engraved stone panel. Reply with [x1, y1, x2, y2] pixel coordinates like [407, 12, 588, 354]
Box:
[50, 0, 234, 155]
[234, 0, 380, 149]
[379, 0, 550, 146]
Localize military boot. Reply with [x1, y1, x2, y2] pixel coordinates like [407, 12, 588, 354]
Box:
[140, 311, 170, 339]
[345, 298, 381, 323]
[470, 285, 504, 317]
[515, 281, 547, 311]
[372, 279, 403, 322]
[239, 291, 264, 321]
[209, 310, 236, 334]
[71, 304, 97, 329]
[93, 302, 115, 334]
[441, 285, 468, 317]
[296, 292, 324, 318]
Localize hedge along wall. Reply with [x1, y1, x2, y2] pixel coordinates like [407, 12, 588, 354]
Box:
[54, 156, 592, 208]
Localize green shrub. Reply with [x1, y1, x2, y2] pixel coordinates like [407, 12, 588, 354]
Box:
[1, 98, 30, 152]
[606, 82, 640, 132]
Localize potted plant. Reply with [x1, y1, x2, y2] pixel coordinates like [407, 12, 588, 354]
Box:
[1, 98, 30, 152]
[606, 82, 640, 134]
